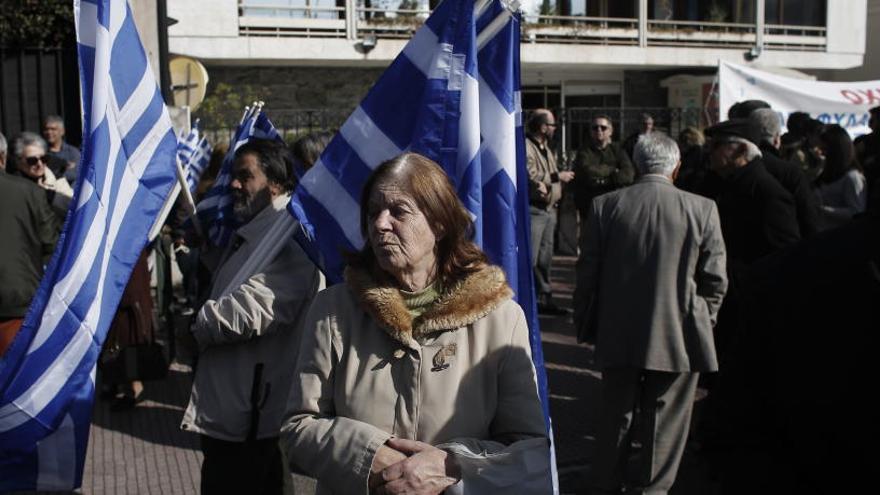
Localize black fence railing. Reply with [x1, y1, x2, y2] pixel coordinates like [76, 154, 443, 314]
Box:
[0, 47, 81, 145]
[198, 108, 351, 146]
[558, 106, 706, 154]
[198, 106, 708, 156]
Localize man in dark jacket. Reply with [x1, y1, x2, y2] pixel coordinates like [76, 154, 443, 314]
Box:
[697, 120, 801, 479]
[701, 119, 801, 264]
[0, 132, 58, 356]
[572, 115, 635, 236]
[748, 108, 821, 238]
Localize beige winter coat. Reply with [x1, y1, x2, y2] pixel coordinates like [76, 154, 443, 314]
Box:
[181, 194, 322, 441]
[281, 263, 549, 494]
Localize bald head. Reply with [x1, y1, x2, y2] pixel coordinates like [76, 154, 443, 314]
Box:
[526, 108, 557, 143]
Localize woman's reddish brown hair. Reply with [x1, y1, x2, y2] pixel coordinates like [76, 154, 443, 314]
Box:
[347, 152, 488, 286]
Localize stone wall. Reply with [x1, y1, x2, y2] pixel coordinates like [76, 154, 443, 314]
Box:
[205, 65, 384, 113]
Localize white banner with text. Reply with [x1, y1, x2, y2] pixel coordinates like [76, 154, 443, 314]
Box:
[718, 61, 879, 137]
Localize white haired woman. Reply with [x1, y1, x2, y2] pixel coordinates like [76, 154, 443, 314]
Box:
[13, 131, 74, 223]
[282, 153, 550, 494]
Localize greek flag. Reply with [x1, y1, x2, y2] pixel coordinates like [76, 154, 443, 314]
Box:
[0, 0, 178, 491]
[178, 123, 212, 193]
[288, 0, 557, 490]
[196, 106, 281, 247]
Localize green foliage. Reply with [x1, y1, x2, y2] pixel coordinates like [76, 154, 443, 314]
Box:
[0, 0, 76, 48]
[194, 82, 269, 131]
[539, 0, 555, 17]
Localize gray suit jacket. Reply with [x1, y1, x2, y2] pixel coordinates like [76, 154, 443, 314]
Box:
[574, 175, 728, 372]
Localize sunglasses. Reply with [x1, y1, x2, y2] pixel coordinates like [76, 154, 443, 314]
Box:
[24, 155, 48, 166]
[591, 125, 609, 131]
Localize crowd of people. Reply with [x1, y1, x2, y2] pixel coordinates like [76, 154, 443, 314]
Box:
[526, 102, 879, 494]
[1, 100, 878, 494]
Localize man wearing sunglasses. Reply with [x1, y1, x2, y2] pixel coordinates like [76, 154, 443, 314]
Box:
[12, 132, 74, 223]
[572, 115, 635, 234]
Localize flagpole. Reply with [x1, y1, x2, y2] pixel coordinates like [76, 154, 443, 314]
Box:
[176, 156, 202, 236]
[148, 156, 199, 241]
[219, 213, 296, 297]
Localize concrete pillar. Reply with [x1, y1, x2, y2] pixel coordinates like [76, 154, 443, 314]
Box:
[346, 0, 357, 40]
[129, 0, 161, 84]
[638, 0, 648, 48]
[756, 0, 765, 51]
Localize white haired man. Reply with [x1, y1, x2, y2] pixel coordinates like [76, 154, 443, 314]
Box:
[575, 132, 728, 494]
[748, 108, 820, 238]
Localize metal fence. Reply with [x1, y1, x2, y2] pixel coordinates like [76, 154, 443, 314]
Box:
[198, 108, 351, 146]
[0, 47, 82, 145]
[197, 106, 706, 157]
[558, 106, 705, 155]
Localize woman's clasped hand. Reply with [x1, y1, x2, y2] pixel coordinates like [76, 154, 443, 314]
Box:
[370, 439, 461, 495]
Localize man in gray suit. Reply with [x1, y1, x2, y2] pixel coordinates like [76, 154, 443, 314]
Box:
[574, 132, 728, 494]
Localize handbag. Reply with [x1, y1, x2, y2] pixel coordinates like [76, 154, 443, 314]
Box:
[100, 302, 169, 382]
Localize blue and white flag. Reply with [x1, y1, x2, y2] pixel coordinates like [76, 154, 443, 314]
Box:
[177, 122, 201, 167]
[178, 124, 212, 193]
[0, 0, 178, 491]
[288, 0, 557, 490]
[196, 106, 281, 247]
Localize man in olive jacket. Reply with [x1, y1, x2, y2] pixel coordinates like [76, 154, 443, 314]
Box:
[0, 132, 58, 356]
[571, 115, 635, 221]
[575, 133, 728, 494]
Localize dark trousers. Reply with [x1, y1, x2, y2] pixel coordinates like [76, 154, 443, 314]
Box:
[530, 206, 557, 298]
[200, 435, 291, 495]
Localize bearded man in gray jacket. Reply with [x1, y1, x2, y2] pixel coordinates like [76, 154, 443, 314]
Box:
[181, 139, 322, 495]
[575, 133, 728, 495]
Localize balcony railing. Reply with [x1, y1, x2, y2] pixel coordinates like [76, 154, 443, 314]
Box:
[236, 3, 827, 51]
[521, 15, 639, 45]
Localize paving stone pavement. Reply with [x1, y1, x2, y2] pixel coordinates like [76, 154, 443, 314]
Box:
[27, 255, 712, 495]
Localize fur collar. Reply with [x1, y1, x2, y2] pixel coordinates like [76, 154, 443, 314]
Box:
[344, 264, 513, 346]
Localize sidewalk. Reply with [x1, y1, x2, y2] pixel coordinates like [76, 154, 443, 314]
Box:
[72, 255, 712, 494]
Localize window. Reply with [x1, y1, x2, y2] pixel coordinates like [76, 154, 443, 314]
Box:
[240, 0, 342, 20]
[766, 0, 826, 26]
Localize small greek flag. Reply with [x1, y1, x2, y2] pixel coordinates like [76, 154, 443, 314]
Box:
[0, 0, 178, 490]
[288, 0, 558, 491]
[178, 123, 212, 193]
[196, 105, 281, 247]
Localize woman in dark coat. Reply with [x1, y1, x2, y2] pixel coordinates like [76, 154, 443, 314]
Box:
[100, 248, 155, 409]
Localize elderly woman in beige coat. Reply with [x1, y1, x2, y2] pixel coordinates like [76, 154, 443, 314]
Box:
[282, 153, 550, 494]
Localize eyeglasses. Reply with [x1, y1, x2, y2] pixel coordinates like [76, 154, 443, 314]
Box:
[24, 155, 48, 166]
[591, 125, 609, 131]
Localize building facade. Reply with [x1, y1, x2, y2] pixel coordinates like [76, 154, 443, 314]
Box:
[167, 0, 868, 151]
